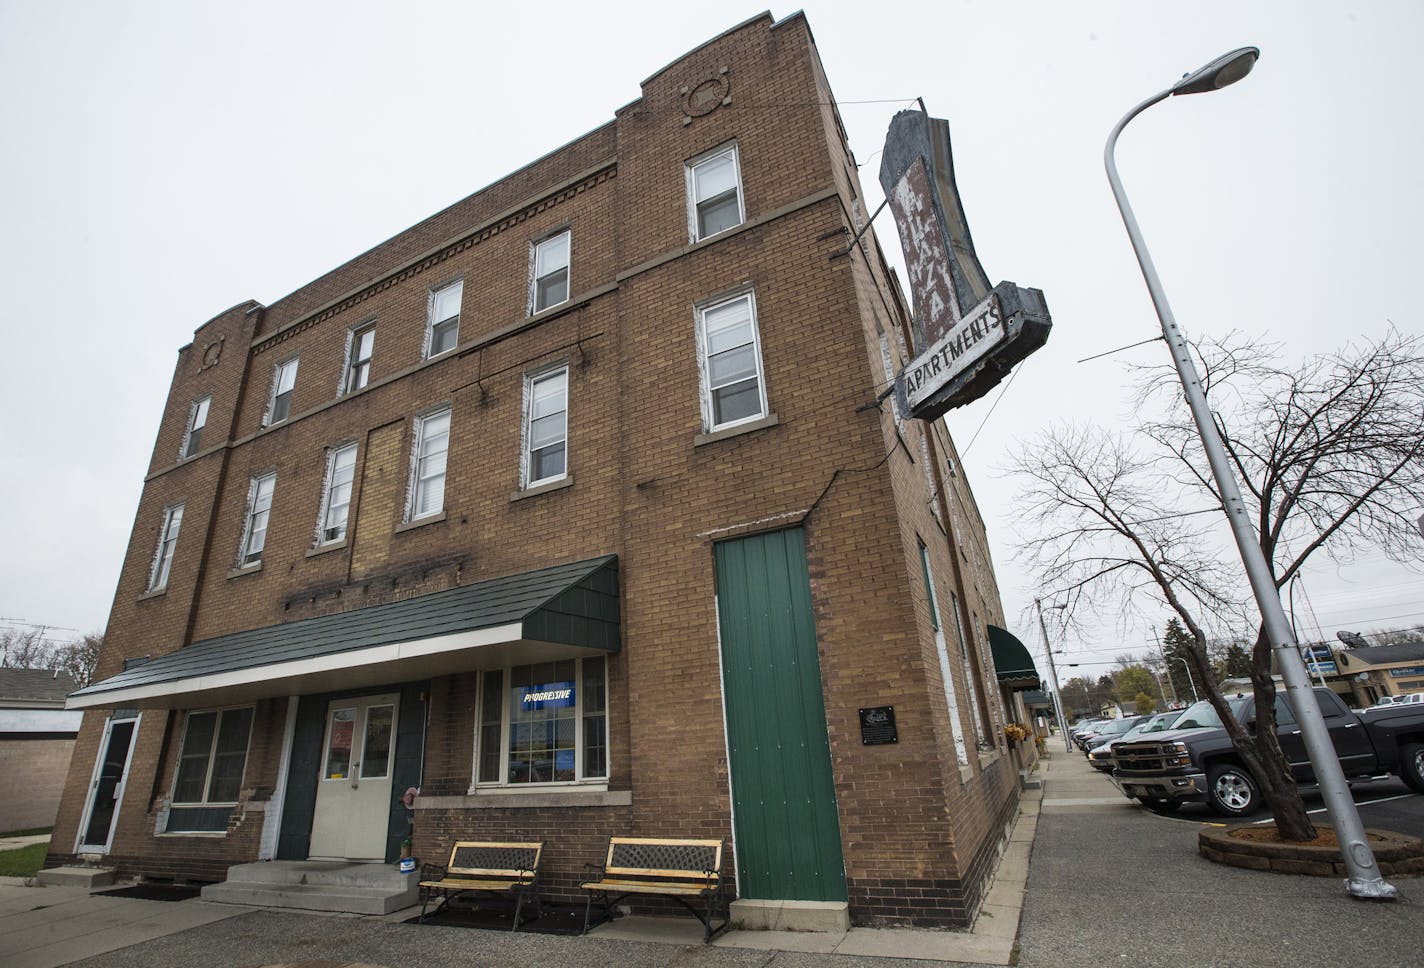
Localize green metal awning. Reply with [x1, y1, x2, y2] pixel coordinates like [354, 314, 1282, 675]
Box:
[1021, 689, 1052, 708]
[69, 555, 619, 710]
[988, 624, 1041, 691]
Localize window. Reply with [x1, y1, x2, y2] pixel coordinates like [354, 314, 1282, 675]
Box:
[696, 290, 767, 431]
[172, 707, 253, 805]
[949, 592, 985, 746]
[408, 408, 450, 520]
[920, 542, 968, 766]
[344, 325, 375, 394]
[530, 231, 570, 314]
[240, 472, 276, 566]
[265, 358, 298, 426]
[522, 366, 568, 487]
[147, 504, 184, 592]
[317, 443, 357, 544]
[474, 657, 607, 786]
[427, 281, 462, 358]
[182, 396, 210, 459]
[686, 142, 744, 241]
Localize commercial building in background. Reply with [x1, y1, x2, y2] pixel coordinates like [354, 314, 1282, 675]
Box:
[50, 11, 1036, 929]
[0, 669, 82, 831]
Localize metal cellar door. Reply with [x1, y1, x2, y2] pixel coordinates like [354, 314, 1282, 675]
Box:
[714, 527, 847, 902]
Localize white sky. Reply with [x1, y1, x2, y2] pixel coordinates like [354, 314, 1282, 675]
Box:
[1, 1, 1419, 674]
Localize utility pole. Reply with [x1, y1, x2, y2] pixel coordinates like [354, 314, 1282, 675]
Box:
[1035, 598, 1072, 752]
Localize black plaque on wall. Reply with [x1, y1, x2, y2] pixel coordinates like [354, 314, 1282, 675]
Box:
[859, 706, 897, 745]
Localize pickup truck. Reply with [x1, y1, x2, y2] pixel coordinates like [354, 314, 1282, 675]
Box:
[1111, 687, 1424, 816]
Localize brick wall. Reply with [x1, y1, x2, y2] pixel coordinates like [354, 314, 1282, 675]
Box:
[57, 11, 1020, 927]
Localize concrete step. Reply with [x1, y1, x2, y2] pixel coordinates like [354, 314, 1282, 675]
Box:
[36, 866, 115, 888]
[203, 861, 417, 914]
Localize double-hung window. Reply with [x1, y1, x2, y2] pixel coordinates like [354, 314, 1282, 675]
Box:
[317, 443, 357, 544]
[686, 142, 744, 241]
[147, 504, 184, 592]
[182, 396, 210, 459]
[344, 325, 375, 394]
[474, 657, 607, 786]
[408, 408, 450, 520]
[920, 541, 969, 766]
[172, 707, 254, 805]
[265, 358, 298, 426]
[696, 290, 767, 431]
[530, 231, 570, 314]
[240, 472, 276, 566]
[427, 281, 462, 358]
[522, 366, 568, 487]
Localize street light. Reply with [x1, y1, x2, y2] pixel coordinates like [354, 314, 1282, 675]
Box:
[1168, 656, 1199, 703]
[1104, 48, 1396, 900]
[1035, 599, 1072, 751]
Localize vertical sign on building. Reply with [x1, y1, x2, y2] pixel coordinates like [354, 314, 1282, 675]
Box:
[879, 109, 1052, 421]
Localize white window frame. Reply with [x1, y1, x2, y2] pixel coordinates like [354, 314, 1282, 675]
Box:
[528, 230, 571, 315]
[315, 442, 358, 545]
[406, 406, 451, 521]
[264, 357, 299, 427]
[521, 364, 569, 489]
[170, 706, 255, 807]
[470, 656, 609, 791]
[695, 288, 768, 433]
[920, 541, 969, 767]
[181, 396, 210, 459]
[239, 472, 276, 567]
[147, 503, 184, 592]
[425, 280, 463, 359]
[341, 323, 375, 396]
[685, 142, 745, 242]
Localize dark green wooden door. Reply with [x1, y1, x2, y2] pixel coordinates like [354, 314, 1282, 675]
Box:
[715, 528, 847, 902]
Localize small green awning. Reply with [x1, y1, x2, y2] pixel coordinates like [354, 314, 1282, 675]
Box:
[1021, 689, 1052, 708]
[69, 555, 619, 710]
[988, 625, 1040, 691]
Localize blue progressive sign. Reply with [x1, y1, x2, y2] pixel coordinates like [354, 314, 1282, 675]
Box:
[520, 682, 575, 710]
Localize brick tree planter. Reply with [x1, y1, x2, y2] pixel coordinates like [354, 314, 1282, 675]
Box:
[1199, 825, 1424, 878]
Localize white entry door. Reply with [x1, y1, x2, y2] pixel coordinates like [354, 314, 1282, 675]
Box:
[309, 694, 397, 860]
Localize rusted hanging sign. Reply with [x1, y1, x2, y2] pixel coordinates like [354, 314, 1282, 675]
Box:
[879, 109, 1051, 421]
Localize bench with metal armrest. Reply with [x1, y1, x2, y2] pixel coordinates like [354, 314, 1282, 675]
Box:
[418, 840, 542, 930]
[580, 836, 726, 942]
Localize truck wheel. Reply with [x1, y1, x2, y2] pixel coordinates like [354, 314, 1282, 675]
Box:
[1137, 796, 1182, 814]
[1207, 763, 1260, 817]
[1401, 743, 1424, 794]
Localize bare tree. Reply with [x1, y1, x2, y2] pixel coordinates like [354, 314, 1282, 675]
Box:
[1011, 329, 1424, 840]
[0, 627, 52, 668]
[52, 633, 102, 689]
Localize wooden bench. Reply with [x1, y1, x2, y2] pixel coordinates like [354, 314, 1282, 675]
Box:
[417, 841, 543, 930]
[580, 837, 726, 942]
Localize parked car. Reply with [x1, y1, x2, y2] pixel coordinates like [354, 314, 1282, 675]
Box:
[1088, 710, 1187, 772]
[1071, 718, 1110, 750]
[1083, 715, 1150, 755]
[1112, 688, 1424, 816]
[1370, 693, 1423, 708]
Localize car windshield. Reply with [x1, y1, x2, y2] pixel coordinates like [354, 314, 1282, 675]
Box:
[1098, 718, 1138, 736]
[1170, 698, 1249, 730]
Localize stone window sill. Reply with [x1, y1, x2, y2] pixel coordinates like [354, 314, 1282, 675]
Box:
[510, 475, 574, 503]
[694, 412, 779, 448]
[305, 539, 348, 558]
[419, 787, 630, 810]
[227, 562, 262, 580]
[395, 511, 447, 535]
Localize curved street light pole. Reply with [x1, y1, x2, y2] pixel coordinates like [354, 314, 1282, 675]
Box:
[1169, 655, 1199, 703]
[1035, 598, 1072, 751]
[1104, 48, 1396, 900]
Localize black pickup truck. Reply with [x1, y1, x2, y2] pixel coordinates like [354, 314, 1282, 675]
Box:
[1112, 687, 1424, 816]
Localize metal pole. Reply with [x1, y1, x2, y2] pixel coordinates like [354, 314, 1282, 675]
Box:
[1035, 598, 1072, 752]
[1152, 629, 1179, 704]
[1170, 656, 1200, 703]
[1105, 75, 1396, 900]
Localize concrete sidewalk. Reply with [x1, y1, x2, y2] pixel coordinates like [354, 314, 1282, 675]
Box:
[0, 784, 1040, 968]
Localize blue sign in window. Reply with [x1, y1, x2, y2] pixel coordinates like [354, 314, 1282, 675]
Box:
[520, 682, 575, 709]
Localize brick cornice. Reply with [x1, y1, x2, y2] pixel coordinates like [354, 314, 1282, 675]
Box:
[251, 160, 618, 356]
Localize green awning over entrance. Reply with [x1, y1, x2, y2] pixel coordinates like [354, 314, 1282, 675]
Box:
[988, 624, 1040, 691]
[69, 555, 619, 710]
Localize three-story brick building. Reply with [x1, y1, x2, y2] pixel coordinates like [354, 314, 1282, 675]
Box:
[51, 11, 1032, 929]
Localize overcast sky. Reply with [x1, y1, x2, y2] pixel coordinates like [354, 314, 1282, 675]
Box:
[1, 1, 1419, 675]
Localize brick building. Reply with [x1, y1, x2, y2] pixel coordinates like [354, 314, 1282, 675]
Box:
[52, 11, 1033, 928]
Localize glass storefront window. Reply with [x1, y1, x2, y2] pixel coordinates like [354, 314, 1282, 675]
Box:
[474, 656, 608, 787]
